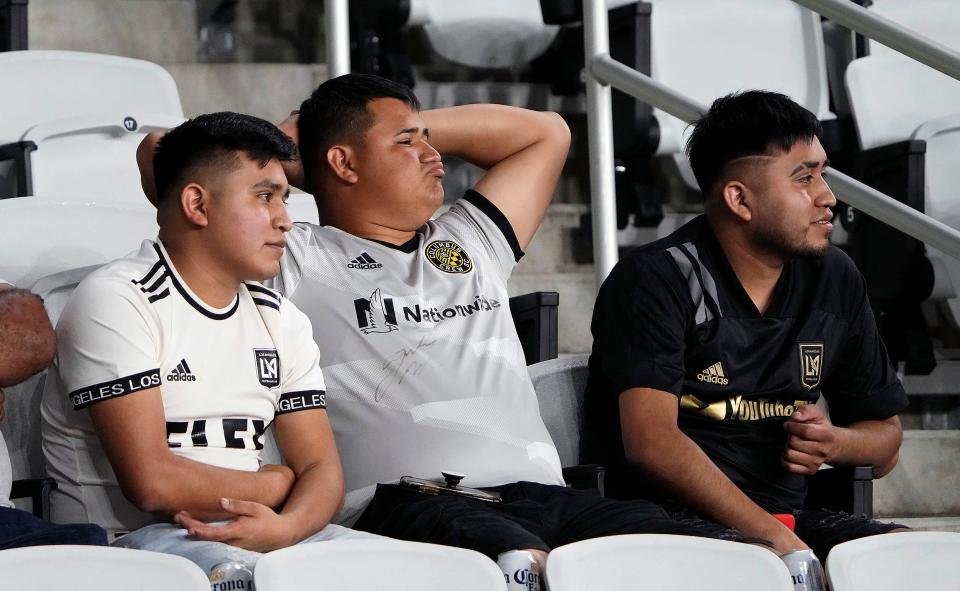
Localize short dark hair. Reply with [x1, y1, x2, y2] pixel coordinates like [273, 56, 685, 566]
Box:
[685, 90, 822, 196]
[297, 73, 420, 191]
[153, 111, 298, 204]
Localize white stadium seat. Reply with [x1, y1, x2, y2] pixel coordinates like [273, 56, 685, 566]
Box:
[254, 539, 505, 591]
[845, 53, 960, 322]
[867, 0, 960, 57]
[0, 545, 210, 591]
[545, 534, 793, 591]
[0, 50, 184, 202]
[826, 532, 960, 591]
[528, 354, 589, 469]
[647, 0, 833, 188]
[0, 197, 158, 287]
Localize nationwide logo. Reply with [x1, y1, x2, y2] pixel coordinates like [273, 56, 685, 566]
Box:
[425, 240, 473, 274]
[696, 361, 729, 385]
[353, 288, 501, 334]
[354, 288, 399, 334]
[166, 358, 197, 382]
[347, 252, 383, 270]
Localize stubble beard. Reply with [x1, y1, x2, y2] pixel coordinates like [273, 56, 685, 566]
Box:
[753, 221, 830, 260]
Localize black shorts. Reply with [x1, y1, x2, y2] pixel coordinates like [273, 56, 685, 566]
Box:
[353, 481, 749, 559]
[664, 504, 907, 561]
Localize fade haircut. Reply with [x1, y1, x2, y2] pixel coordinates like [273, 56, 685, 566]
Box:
[685, 90, 822, 198]
[297, 73, 420, 192]
[153, 111, 298, 205]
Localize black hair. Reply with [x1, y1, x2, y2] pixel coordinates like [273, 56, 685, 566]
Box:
[297, 73, 420, 192]
[685, 90, 822, 197]
[153, 111, 298, 204]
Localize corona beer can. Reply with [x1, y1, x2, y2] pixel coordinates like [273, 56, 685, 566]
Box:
[496, 550, 542, 591]
[209, 560, 255, 591]
[781, 549, 826, 591]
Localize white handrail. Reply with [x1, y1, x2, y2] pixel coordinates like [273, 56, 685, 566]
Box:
[325, 0, 350, 78]
[582, 0, 960, 286]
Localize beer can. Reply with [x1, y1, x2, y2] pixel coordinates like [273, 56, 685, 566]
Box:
[496, 550, 542, 591]
[781, 549, 826, 591]
[209, 560, 255, 591]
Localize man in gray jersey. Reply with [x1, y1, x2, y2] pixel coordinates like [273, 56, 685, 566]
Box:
[140, 75, 749, 571]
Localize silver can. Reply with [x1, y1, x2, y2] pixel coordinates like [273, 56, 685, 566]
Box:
[781, 549, 826, 591]
[208, 560, 255, 591]
[496, 550, 542, 591]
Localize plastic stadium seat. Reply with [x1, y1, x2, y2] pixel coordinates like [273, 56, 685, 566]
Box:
[528, 354, 590, 474]
[0, 545, 210, 591]
[254, 539, 505, 591]
[826, 532, 960, 591]
[646, 0, 832, 187]
[545, 534, 793, 591]
[0, 50, 184, 202]
[0, 197, 158, 287]
[867, 0, 960, 57]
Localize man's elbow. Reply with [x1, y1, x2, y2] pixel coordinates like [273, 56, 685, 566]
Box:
[0, 290, 57, 386]
[542, 111, 571, 151]
[873, 451, 899, 479]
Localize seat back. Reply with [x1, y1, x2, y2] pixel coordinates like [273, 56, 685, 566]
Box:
[254, 539, 505, 591]
[648, 0, 832, 157]
[0, 545, 210, 591]
[527, 354, 589, 468]
[845, 53, 960, 150]
[0, 50, 184, 201]
[867, 0, 960, 57]
[826, 532, 960, 591]
[546, 534, 793, 591]
[0, 198, 158, 286]
[408, 0, 558, 69]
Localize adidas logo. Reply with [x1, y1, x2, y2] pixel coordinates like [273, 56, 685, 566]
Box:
[166, 358, 197, 382]
[347, 252, 383, 270]
[696, 362, 729, 385]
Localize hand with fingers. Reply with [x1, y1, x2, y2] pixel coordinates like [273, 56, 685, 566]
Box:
[175, 497, 298, 553]
[782, 403, 838, 475]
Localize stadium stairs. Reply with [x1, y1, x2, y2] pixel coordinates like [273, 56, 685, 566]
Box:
[20, 0, 959, 534]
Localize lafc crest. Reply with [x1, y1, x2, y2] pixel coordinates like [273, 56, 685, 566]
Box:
[798, 342, 824, 390]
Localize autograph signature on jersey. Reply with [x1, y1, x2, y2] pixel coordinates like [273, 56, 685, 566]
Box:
[375, 336, 437, 401]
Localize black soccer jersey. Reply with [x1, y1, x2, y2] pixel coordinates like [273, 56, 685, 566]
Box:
[584, 215, 908, 512]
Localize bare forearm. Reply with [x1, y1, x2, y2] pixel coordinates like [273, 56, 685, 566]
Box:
[630, 432, 799, 548]
[0, 287, 56, 386]
[120, 454, 291, 520]
[276, 461, 344, 543]
[421, 105, 568, 169]
[829, 418, 903, 477]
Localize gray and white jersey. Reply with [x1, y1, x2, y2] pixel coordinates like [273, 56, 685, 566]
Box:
[270, 192, 564, 523]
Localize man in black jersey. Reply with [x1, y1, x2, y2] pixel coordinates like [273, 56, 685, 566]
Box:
[586, 90, 910, 560]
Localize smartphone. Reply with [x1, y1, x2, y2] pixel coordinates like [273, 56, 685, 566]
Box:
[398, 475, 502, 504]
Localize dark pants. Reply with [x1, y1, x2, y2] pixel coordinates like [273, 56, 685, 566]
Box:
[0, 506, 107, 550]
[354, 481, 748, 559]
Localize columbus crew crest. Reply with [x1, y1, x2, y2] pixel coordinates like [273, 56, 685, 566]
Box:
[798, 342, 824, 390]
[425, 240, 473, 274]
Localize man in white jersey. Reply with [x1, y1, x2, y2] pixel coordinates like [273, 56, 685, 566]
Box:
[46, 112, 375, 588]
[137, 77, 751, 574]
[0, 282, 106, 548]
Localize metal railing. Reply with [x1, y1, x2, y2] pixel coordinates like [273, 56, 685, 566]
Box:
[584, 0, 960, 286]
[325, 0, 350, 78]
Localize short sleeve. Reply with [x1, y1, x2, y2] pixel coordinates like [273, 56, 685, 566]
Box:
[822, 269, 908, 425]
[56, 275, 161, 410]
[436, 190, 523, 282]
[592, 253, 693, 397]
[275, 299, 327, 416]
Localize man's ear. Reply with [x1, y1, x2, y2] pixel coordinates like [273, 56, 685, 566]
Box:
[179, 183, 210, 228]
[326, 145, 359, 184]
[720, 180, 752, 222]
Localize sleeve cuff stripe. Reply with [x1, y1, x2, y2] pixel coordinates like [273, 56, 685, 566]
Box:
[70, 369, 161, 410]
[277, 390, 326, 414]
[464, 190, 524, 262]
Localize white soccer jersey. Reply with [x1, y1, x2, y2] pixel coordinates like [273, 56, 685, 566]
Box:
[42, 240, 326, 533]
[269, 191, 564, 523]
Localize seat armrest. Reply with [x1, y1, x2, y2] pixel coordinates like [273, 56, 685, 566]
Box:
[509, 291, 559, 365]
[562, 464, 607, 497]
[9, 477, 57, 520]
[804, 466, 874, 518]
